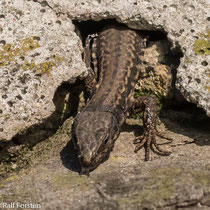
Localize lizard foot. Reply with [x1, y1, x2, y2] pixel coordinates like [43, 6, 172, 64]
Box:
[133, 128, 172, 161]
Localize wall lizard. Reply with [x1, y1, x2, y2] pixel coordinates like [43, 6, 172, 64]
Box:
[72, 24, 171, 175]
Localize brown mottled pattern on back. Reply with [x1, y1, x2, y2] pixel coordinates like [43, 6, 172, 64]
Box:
[85, 25, 145, 124]
[72, 24, 147, 173]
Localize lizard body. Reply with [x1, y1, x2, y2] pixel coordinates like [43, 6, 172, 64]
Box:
[72, 24, 170, 174]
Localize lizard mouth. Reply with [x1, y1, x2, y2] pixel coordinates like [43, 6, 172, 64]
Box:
[79, 166, 90, 176]
[78, 140, 112, 174]
[79, 159, 101, 175]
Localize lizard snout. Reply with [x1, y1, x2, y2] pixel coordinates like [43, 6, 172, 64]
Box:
[81, 151, 92, 167]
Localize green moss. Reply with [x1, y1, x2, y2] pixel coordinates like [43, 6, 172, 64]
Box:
[133, 89, 163, 116]
[192, 171, 210, 185]
[51, 173, 88, 190]
[117, 167, 184, 206]
[199, 31, 210, 39]
[117, 169, 176, 206]
[117, 168, 210, 206]
[152, 167, 182, 177]
[0, 37, 64, 75]
[0, 187, 39, 203]
[193, 32, 210, 55]
[0, 146, 30, 179]
[204, 84, 210, 92]
[134, 89, 161, 100]
[4, 175, 18, 182]
[134, 179, 174, 204]
[0, 117, 74, 179]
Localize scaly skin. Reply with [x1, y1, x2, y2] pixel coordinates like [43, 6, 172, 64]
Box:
[72, 24, 171, 174]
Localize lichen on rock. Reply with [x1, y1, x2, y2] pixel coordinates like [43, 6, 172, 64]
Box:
[0, 0, 86, 142]
[134, 41, 173, 101]
[193, 31, 210, 55]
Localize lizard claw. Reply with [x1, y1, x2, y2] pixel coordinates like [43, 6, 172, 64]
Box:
[134, 129, 172, 161]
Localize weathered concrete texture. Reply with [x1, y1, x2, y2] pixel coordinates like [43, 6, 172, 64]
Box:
[0, 0, 86, 141]
[46, 0, 210, 116]
[0, 111, 210, 209]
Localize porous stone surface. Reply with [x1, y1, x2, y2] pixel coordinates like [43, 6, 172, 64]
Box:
[1, 0, 209, 143]
[46, 0, 210, 116]
[0, 111, 210, 209]
[0, 1, 209, 209]
[0, 0, 86, 141]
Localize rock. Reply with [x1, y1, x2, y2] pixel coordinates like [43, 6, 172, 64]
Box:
[0, 0, 87, 141]
[0, 111, 210, 209]
[0, 1, 209, 209]
[47, 0, 210, 116]
[1, 0, 209, 144]
[135, 41, 173, 101]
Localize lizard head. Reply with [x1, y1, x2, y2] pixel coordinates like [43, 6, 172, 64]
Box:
[72, 111, 120, 174]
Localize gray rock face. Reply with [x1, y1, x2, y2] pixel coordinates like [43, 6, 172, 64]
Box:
[1, 114, 210, 209]
[0, 0, 86, 141]
[0, 1, 209, 208]
[0, 0, 209, 143]
[48, 0, 210, 116]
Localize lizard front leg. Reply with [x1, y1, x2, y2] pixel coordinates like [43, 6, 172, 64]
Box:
[83, 34, 98, 100]
[132, 96, 172, 161]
